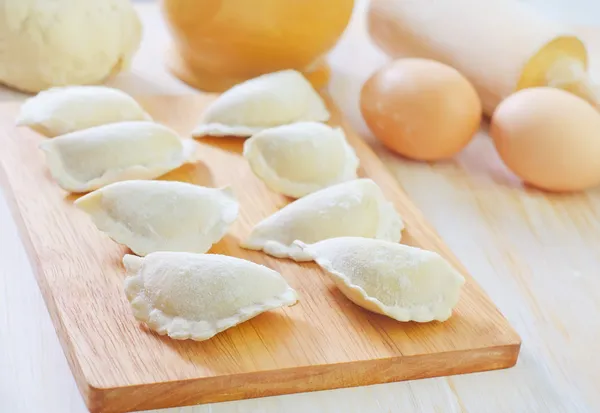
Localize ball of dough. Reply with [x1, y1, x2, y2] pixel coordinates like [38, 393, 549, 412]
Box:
[0, 0, 142, 93]
[360, 58, 482, 161]
[490, 87, 600, 192]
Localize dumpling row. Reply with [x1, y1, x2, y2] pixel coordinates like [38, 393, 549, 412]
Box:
[16, 86, 297, 341]
[17, 85, 200, 193]
[240, 178, 464, 323]
[15, 83, 303, 344]
[74, 180, 302, 342]
[193, 70, 358, 198]
[191, 71, 462, 326]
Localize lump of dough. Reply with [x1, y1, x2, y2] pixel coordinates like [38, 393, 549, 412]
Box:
[39, 121, 199, 193]
[123, 252, 298, 341]
[295, 237, 465, 322]
[243, 122, 359, 198]
[241, 179, 404, 261]
[192, 70, 330, 138]
[76, 180, 239, 256]
[0, 0, 141, 93]
[16, 86, 151, 137]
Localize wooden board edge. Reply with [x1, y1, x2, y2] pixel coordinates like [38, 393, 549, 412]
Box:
[86, 342, 521, 413]
[0, 158, 94, 405]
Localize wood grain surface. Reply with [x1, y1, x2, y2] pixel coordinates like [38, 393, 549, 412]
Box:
[0, 95, 519, 413]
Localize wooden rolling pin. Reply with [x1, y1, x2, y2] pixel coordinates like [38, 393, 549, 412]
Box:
[367, 0, 598, 115]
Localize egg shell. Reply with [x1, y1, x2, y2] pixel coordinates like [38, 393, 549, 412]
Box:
[490, 87, 600, 192]
[360, 58, 482, 161]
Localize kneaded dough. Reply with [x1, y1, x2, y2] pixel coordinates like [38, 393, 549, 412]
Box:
[296, 237, 465, 322]
[75, 180, 239, 256]
[192, 70, 330, 137]
[124, 252, 298, 341]
[0, 0, 141, 93]
[40, 121, 198, 193]
[243, 122, 359, 198]
[16, 86, 151, 137]
[241, 179, 404, 261]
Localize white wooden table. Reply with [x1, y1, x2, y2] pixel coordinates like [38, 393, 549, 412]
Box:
[1, 1, 599, 412]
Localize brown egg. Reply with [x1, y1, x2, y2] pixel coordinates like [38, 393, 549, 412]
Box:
[490, 87, 600, 192]
[360, 58, 482, 161]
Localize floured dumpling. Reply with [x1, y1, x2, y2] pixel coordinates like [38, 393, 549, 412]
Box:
[241, 179, 404, 261]
[124, 252, 298, 341]
[16, 86, 151, 137]
[192, 70, 330, 138]
[243, 122, 359, 198]
[295, 237, 465, 322]
[40, 121, 198, 193]
[75, 180, 238, 256]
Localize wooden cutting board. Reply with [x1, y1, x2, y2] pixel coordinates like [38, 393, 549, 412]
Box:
[0, 95, 520, 413]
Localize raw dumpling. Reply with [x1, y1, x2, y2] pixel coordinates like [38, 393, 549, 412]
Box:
[243, 122, 359, 198]
[192, 70, 330, 138]
[40, 121, 198, 193]
[295, 237, 465, 322]
[75, 180, 238, 256]
[124, 252, 298, 341]
[241, 179, 404, 261]
[16, 86, 151, 137]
